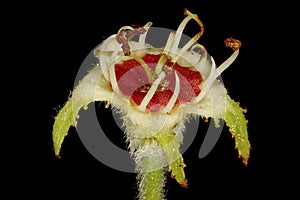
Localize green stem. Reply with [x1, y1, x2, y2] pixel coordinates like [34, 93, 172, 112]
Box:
[138, 157, 165, 200]
[134, 139, 166, 200]
[135, 129, 187, 199]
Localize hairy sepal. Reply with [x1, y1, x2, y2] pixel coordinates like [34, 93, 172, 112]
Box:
[224, 95, 250, 165]
[155, 128, 186, 186]
[52, 66, 112, 157]
[183, 79, 250, 165]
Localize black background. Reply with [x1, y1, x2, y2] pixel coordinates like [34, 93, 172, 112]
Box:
[8, 0, 294, 199]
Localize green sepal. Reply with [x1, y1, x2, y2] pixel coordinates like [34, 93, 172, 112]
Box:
[52, 66, 112, 157]
[224, 95, 251, 165]
[155, 129, 187, 186]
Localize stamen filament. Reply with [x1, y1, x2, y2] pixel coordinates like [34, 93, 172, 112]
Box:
[138, 72, 166, 111]
[193, 57, 217, 103]
[93, 34, 117, 82]
[193, 38, 241, 103]
[109, 53, 122, 95]
[139, 22, 153, 45]
[117, 26, 134, 33]
[194, 49, 239, 103]
[172, 9, 204, 64]
[191, 44, 207, 72]
[216, 49, 239, 76]
[155, 32, 175, 75]
[164, 72, 180, 113]
[170, 15, 192, 53]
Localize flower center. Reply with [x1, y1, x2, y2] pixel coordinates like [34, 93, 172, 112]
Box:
[115, 53, 202, 112]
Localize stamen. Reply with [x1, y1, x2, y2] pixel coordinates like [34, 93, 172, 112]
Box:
[116, 26, 147, 56]
[172, 9, 204, 64]
[191, 44, 206, 56]
[216, 49, 239, 76]
[138, 72, 166, 111]
[163, 32, 176, 55]
[193, 38, 241, 103]
[93, 35, 117, 82]
[216, 37, 241, 76]
[193, 57, 217, 103]
[117, 26, 134, 33]
[164, 72, 180, 113]
[191, 44, 207, 72]
[139, 22, 153, 45]
[109, 53, 122, 95]
[155, 32, 175, 75]
[170, 18, 191, 54]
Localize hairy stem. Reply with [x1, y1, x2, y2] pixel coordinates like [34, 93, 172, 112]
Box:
[127, 119, 187, 199]
[132, 139, 166, 200]
[137, 156, 165, 200]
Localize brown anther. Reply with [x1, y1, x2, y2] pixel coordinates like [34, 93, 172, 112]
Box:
[127, 26, 147, 40]
[224, 37, 241, 51]
[116, 30, 130, 56]
[116, 25, 146, 56]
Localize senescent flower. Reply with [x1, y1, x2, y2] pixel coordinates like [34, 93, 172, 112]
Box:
[52, 8, 250, 200]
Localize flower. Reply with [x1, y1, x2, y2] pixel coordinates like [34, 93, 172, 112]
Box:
[52, 8, 250, 200]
